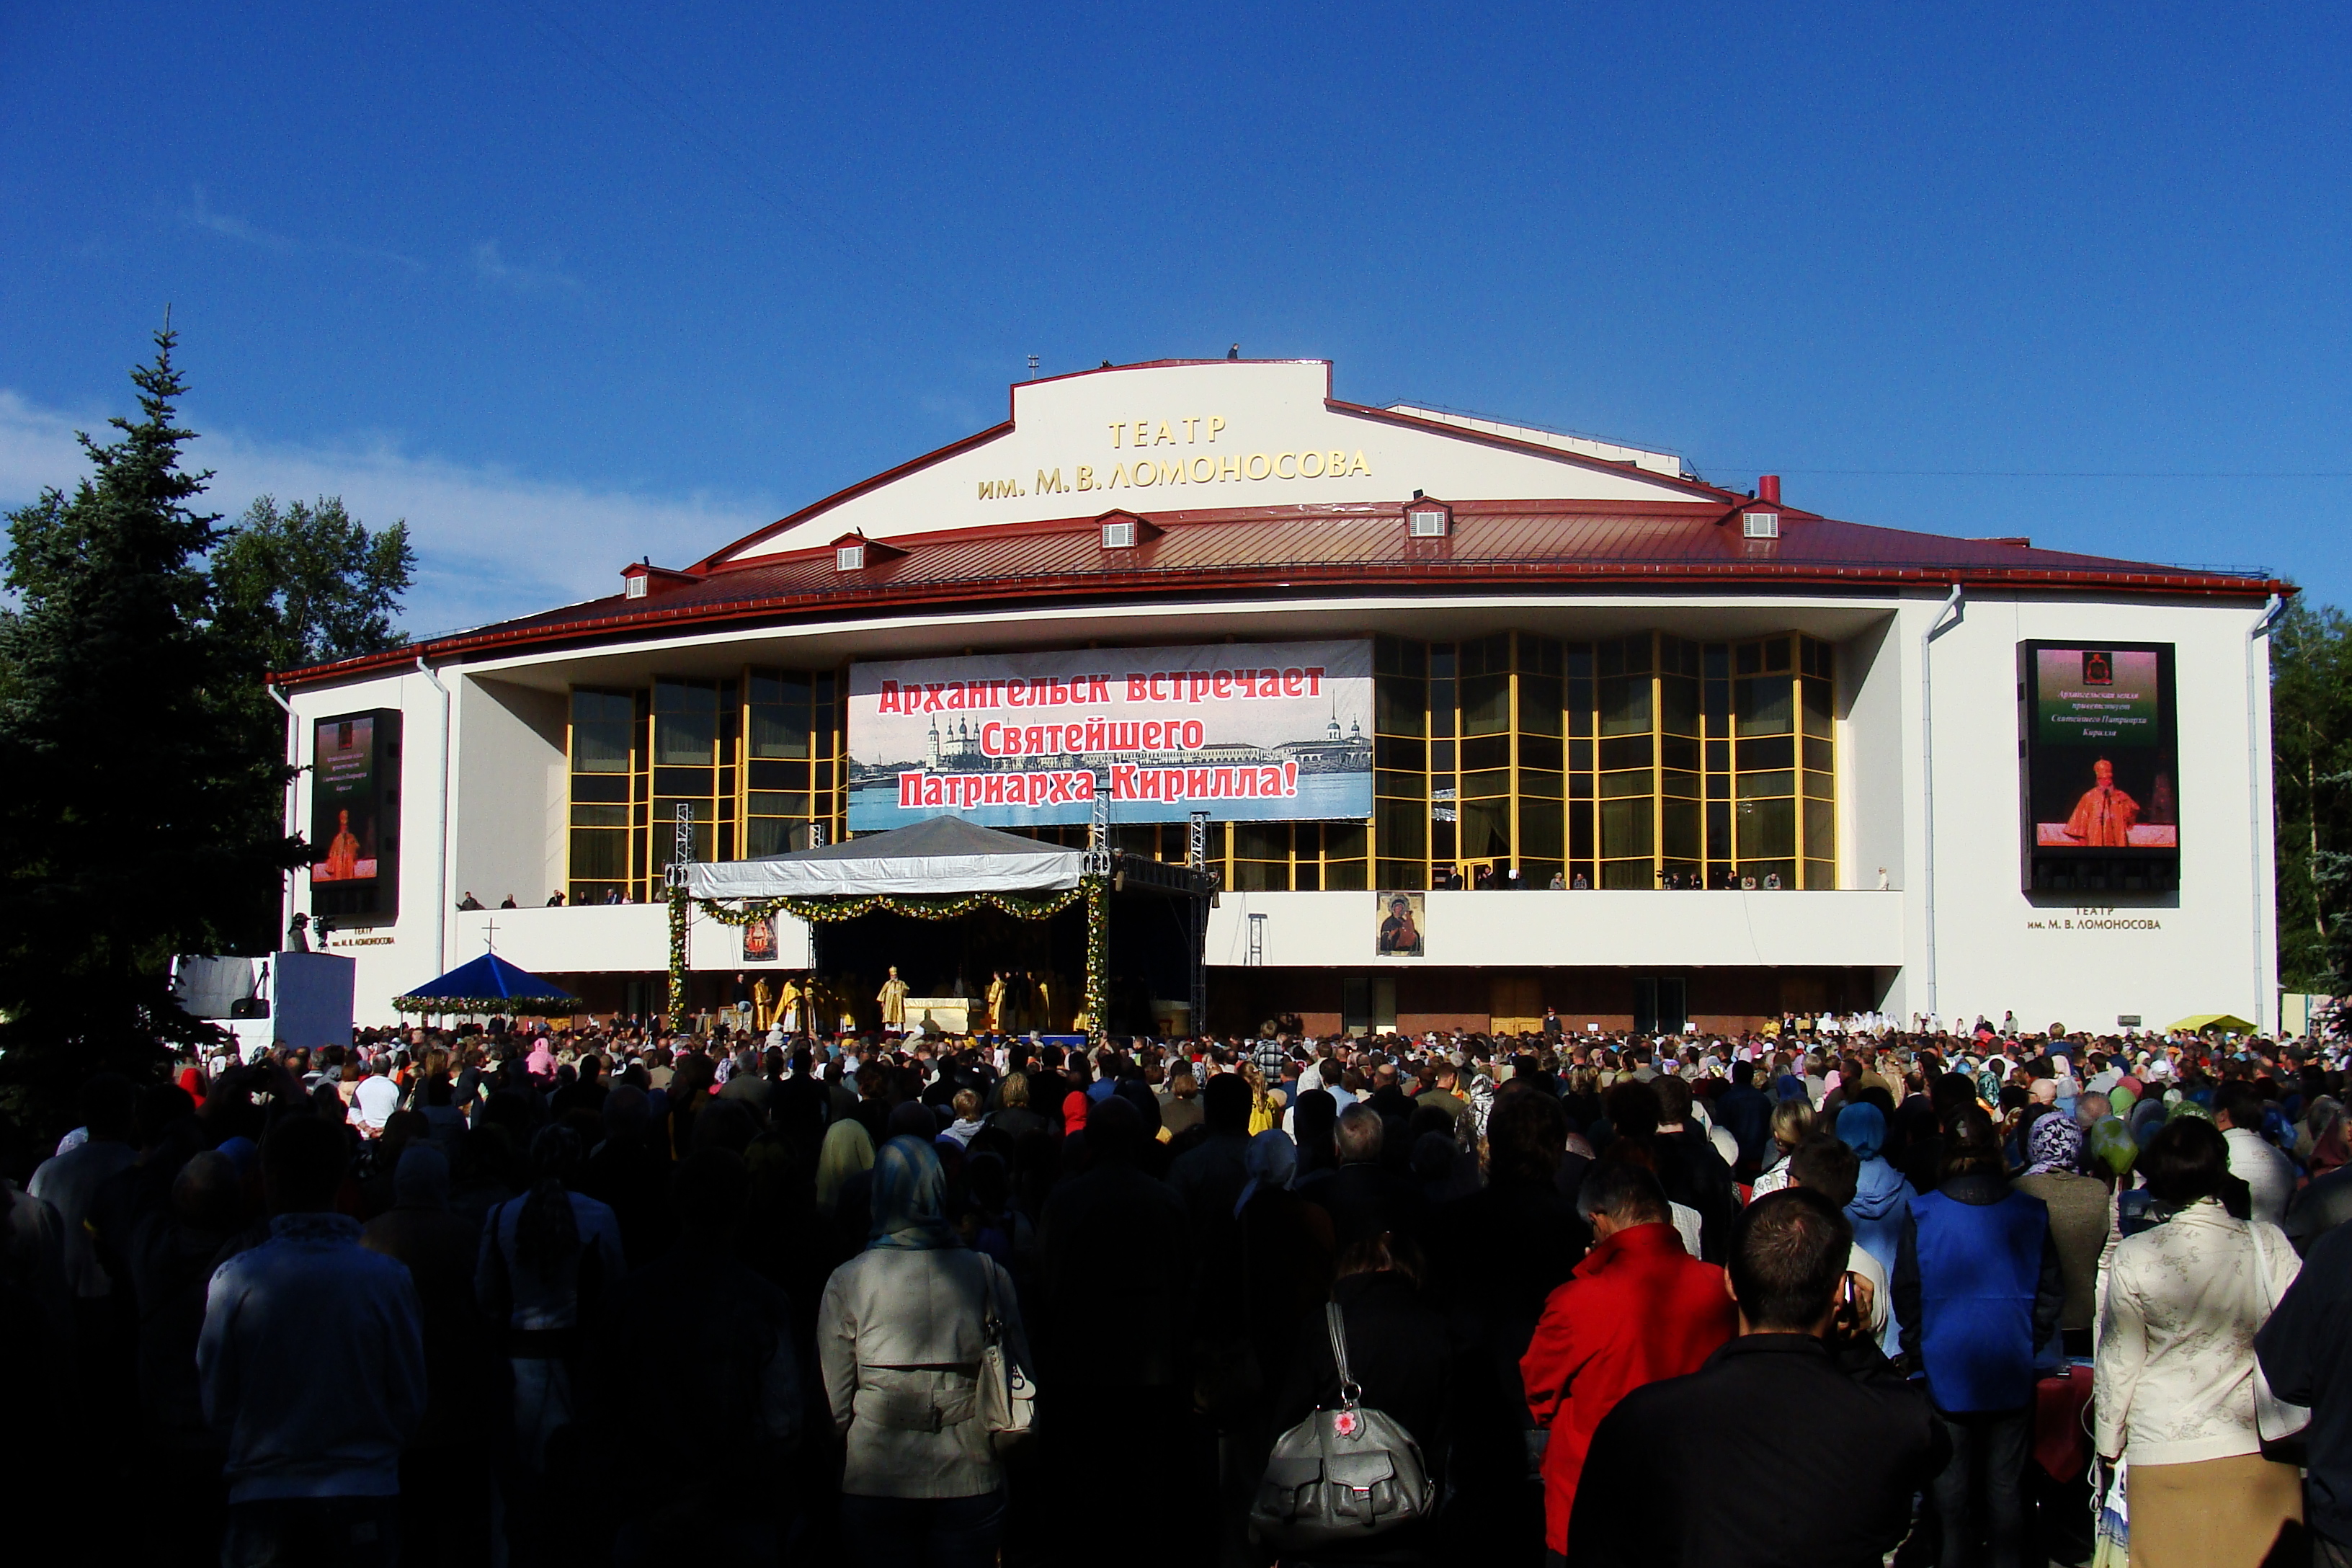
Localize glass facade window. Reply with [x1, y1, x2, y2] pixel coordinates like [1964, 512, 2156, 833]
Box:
[744, 669, 844, 860]
[566, 669, 845, 904]
[1005, 818, 1368, 892]
[563, 635, 1834, 902]
[1371, 631, 1838, 890]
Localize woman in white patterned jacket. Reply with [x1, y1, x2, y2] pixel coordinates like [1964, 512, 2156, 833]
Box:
[2095, 1115, 2303, 1568]
[817, 1133, 1032, 1568]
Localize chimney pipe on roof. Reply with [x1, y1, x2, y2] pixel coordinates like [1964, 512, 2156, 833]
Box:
[1757, 474, 1781, 504]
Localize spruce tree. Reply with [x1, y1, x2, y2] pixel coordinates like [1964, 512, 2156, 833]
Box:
[0, 326, 304, 1121]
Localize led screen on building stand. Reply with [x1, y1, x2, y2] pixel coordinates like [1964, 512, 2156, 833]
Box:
[2017, 642, 2178, 893]
[310, 709, 402, 922]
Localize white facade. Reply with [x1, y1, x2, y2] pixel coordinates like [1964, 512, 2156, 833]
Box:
[277, 360, 2283, 1033]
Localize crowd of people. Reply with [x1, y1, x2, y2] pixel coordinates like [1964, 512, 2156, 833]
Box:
[6, 1008, 2352, 1567]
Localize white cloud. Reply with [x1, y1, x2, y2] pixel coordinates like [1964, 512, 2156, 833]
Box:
[187, 185, 293, 251]
[0, 389, 778, 636]
[471, 240, 586, 296]
[182, 185, 427, 272]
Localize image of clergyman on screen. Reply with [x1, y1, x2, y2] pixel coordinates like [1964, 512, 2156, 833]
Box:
[2026, 646, 2179, 852]
[2036, 756, 2178, 848]
[1377, 891, 1425, 957]
[311, 716, 380, 882]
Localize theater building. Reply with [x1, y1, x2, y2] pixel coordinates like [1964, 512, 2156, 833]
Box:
[271, 357, 2289, 1036]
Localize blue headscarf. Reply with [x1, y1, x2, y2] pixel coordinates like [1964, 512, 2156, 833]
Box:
[1234, 1128, 1299, 1218]
[1835, 1101, 1887, 1160]
[867, 1134, 957, 1251]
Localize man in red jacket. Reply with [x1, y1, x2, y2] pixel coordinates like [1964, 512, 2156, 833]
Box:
[1521, 1155, 1737, 1559]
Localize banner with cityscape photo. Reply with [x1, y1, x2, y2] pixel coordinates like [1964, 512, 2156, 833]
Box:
[847, 639, 1372, 830]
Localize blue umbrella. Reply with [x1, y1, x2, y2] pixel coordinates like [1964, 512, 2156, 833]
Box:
[393, 951, 582, 1015]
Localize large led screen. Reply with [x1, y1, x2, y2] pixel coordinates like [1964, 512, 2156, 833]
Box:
[2018, 643, 2178, 889]
[847, 640, 1373, 831]
[310, 709, 401, 919]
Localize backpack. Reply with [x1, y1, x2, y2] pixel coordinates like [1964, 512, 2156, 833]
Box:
[1249, 1301, 1434, 1549]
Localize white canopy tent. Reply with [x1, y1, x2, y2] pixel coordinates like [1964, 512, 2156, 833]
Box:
[680, 813, 1085, 899]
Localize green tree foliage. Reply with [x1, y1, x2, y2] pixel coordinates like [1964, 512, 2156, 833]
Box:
[2273, 595, 2352, 993]
[213, 494, 413, 675]
[0, 328, 308, 1119]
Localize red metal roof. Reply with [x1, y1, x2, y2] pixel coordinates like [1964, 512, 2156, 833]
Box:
[692, 360, 1737, 569]
[272, 496, 2285, 687]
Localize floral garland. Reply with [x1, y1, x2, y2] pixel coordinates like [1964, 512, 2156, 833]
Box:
[393, 993, 579, 1015]
[692, 887, 1083, 925]
[1083, 876, 1108, 1048]
[667, 887, 690, 1030]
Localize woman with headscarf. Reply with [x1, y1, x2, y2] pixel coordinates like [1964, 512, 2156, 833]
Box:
[1197, 1128, 1333, 1549]
[477, 1123, 627, 1555]
[816, 1134, 1033, 1566]
[2306, 1097, 2352, 1177]
[1234, 1126, 1301, 1219]
[814, 1118, 875, 1219]
[2013, 1111, 2106, 1357]
[1835, 1101, 1917, 1355]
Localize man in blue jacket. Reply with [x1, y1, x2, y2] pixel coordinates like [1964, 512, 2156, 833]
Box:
[199, 1113, 425, 1567]
[1892, 1108, 2064, 1568]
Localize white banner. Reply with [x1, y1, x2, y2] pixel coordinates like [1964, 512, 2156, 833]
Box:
[847, 639, 1373, 829]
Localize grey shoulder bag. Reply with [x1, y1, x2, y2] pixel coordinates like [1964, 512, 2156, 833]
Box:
[1249, 1301, 1434, 1549]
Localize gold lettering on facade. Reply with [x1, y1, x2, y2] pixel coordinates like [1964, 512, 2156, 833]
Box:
[974, 422, 1369, 503]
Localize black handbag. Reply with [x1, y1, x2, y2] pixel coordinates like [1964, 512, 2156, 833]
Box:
[1249, 1301, 1435, 1549]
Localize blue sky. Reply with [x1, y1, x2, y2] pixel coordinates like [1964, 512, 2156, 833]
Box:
[4, 1, 2348, 633]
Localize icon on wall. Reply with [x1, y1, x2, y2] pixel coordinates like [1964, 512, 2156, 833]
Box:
[1376, 891, 1425, 958]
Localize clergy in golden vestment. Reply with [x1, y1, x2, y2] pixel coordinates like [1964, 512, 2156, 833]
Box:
[323, 809, 362, 881]
[2062, 758, 2141, 847]
[878, 966, 911, 1028]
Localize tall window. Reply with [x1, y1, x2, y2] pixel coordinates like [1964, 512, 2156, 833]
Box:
[745, 669, 845, 857]
[1372, 631, 1837, 889]
[1373, 635, 1428, 889]
[566, 668, 845, 902]
[567, 690, 641, 905]
[651, 678, 735, 884]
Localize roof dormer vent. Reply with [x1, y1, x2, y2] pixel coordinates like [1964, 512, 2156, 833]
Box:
[1093, 510, 1160, 551]
[829, 529, 906, 573]
[1406, 497, 1453, 538]
[1742, 512, 1781, 540]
